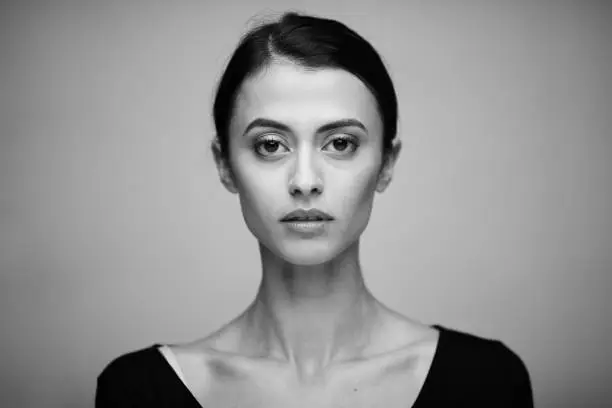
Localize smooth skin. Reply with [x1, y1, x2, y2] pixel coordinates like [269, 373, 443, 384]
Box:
[169, 60, 439, 407]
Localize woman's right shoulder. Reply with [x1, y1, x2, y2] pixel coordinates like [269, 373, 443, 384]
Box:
[98, 344, 162, 380]
[95, 344, 166, 407]
[98, 334, 217, 374]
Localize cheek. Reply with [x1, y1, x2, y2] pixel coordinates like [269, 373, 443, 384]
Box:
[231, 148, 381, 238]
[328, 166, 380, 243]
[339, 165, 380, 211]
[235, 169, 281, 226]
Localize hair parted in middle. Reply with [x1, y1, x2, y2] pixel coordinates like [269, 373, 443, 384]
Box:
[212, 11, 398, 168]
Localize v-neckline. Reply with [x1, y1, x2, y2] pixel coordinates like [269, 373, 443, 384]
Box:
[152, 325, 446, 408]
[153, 343, 203, 407]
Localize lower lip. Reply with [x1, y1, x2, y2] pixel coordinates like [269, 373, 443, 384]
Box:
[282, 221, 331, 236]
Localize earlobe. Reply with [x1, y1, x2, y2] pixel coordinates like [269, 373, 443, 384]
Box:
[376, 172, 391, 193]
[376, 138, 402, 193]
[375, 161, 392, 193]
[211, 138, 239, 194]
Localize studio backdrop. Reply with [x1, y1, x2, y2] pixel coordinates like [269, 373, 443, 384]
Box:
[1, 1, 611, 407]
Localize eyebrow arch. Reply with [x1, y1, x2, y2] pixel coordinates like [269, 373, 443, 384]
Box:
[243, 118, 367, 136]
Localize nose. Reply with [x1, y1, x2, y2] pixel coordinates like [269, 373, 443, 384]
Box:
[288, 149, 323, 197]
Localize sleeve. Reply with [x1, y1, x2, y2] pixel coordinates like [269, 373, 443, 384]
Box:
[495, 341, 535, 408]
[95, 360, 138, 408]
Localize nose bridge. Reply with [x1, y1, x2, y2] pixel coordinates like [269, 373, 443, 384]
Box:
[289, 141, 322, 195]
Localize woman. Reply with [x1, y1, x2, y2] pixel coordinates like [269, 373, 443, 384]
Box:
[96, 11, 533, 407]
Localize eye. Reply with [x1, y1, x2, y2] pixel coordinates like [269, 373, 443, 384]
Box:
[323, 135, 359, 154]
[252, 134, 359, 158]
[253, 135, 289, 157]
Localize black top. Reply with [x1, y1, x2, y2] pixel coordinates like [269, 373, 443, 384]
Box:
[95, 325, 534, 407]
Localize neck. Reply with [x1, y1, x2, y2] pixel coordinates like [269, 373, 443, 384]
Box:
[239, 239, 384, 382]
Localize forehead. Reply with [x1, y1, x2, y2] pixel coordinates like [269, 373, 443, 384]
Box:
[231, 61, 381, 133]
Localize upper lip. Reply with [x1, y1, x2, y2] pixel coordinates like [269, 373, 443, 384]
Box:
[280, 208, 334, 222]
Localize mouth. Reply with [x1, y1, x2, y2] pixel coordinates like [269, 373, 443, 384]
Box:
[280, 218, 332, 223]
[280, 208, 335, 223]
[282, 220, 331, 236]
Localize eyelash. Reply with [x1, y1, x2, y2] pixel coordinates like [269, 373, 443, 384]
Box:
[253, 134, 359, 158]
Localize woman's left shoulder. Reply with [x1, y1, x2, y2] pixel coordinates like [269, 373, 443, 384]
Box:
[410, 325, 533, 407]
[436, 325, 529, 372]
[435, 325, 534, 404]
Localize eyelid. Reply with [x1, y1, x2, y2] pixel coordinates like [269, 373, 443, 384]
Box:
[252, 133, 359, 157]
[252, 134, 290, 157]
[322, 134, 359, 153]
[254, 130, 358, 142]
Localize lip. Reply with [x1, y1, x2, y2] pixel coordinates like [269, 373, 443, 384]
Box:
[283, 220, 330, 236]
[280, 208, 334, 222]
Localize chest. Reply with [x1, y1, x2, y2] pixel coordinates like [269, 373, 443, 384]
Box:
[182, 357, 429, 408]
[188, 377, 422, 408]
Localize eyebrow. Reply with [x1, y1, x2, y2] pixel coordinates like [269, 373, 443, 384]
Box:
[242, 118, 367, 136]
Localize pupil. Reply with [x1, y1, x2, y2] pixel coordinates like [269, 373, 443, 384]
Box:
[264, 141, 279, 152]
[333, 139, 348, 151]
[261, 140, 350, 154]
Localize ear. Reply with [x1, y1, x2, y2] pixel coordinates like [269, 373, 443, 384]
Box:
[211, 137, 239, 194]
[376, 138, 402, 193]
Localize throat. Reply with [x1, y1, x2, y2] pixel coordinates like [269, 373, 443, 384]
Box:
[240, 291, 385, 380]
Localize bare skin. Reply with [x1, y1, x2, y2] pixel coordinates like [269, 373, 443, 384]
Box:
[166, 310, 439, 408]
[163, 61, 440, 407]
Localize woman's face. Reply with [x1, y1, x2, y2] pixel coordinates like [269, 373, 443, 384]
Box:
[217, 60, 398, 265]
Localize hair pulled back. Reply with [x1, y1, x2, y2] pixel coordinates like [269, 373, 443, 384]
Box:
[213, 12, 398, 165]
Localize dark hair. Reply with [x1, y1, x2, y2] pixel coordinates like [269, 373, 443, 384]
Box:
[213, 11, 398, 166]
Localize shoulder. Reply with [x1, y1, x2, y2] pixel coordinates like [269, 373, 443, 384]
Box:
[436, 325, 530, 375]
[97, 344, 162, 381]
[95, 344, 164, 406]
[432, 325, 534, 406]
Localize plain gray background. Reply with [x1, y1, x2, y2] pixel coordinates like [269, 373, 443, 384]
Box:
[1, 0, 611, 407]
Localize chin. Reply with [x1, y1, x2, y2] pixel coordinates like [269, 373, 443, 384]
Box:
[275, 240, 339, 266]
[249, 217, 365, 266]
